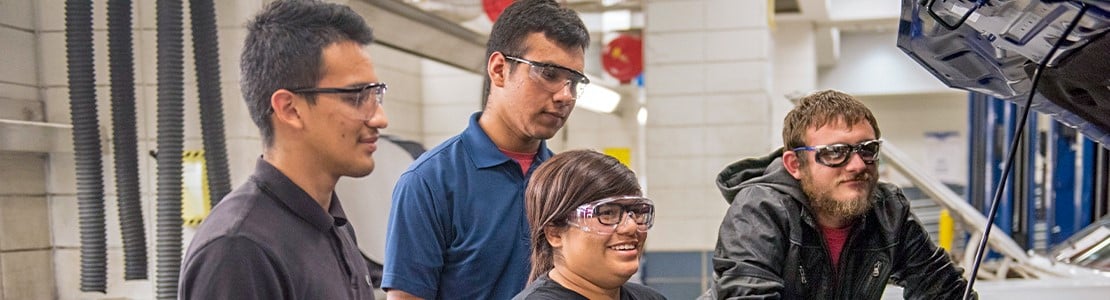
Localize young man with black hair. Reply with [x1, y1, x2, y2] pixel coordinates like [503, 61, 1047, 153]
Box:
[179, 1, 388, 298]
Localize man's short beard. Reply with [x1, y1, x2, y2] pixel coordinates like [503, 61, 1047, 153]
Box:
[800, 169, 874, 221]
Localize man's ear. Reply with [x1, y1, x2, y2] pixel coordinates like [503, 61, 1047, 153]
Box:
[544, 225, 564, 248]
[487, 52, 508, 88]
[270, 89, 304, 130]
[783, 150, 804, 180]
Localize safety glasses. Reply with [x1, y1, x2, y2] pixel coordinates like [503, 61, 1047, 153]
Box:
[792, 139, 883, 168]
[290, 82, 387, 121]
[504, 55, 590, 99]
[567, 195, 654, 235]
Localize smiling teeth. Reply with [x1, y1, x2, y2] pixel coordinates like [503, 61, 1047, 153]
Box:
[611, 244, 636, 251]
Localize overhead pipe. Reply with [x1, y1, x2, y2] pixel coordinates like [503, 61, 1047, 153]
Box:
[108, 0, 149, 280]
[189, 0, 231, 207]
[65, 0, 107, 293]
[155, 0, 185, 298]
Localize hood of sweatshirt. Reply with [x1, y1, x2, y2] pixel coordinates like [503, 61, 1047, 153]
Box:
[716, 147, 808, 205]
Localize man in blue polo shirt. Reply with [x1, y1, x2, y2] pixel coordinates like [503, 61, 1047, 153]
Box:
[381, 0, 590, 299]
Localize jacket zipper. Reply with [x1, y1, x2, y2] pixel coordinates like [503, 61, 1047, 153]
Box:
[801, 209, 839, 296]
[833, 215, 865, 298]
[864, 260, 884, 299]
[798, 266, 807, 285]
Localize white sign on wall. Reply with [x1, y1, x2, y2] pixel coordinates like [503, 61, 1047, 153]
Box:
[924, 131, 965, 185]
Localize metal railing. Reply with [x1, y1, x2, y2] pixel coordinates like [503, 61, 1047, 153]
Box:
[880, 142, 1107, 280]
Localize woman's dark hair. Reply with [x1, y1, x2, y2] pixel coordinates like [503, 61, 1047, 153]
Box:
[524, 149, 641, 282]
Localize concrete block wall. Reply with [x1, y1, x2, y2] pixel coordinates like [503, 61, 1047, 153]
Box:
[0, 0, 57, 298]
[771, 21, 818, 146]
[642, 0, 774, 252]
[0, 153, 55, 300]
[636, 2, 781, 296]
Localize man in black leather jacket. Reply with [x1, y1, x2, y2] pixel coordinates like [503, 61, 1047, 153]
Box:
[711, 90, 975, 299]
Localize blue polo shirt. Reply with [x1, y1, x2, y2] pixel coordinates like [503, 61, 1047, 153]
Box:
[382, 112, 553, 300]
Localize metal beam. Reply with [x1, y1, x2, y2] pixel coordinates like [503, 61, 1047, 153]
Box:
[0, 119, 73, 153]
[350, 0, 488, 74]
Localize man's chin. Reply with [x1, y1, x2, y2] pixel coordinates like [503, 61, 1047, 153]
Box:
[344, 161, 375, 178]
[838, 196, 872, 218]
[530, 130, 558, 141]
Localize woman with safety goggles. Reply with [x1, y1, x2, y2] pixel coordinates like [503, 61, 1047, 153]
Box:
[514, 149, 666, 300]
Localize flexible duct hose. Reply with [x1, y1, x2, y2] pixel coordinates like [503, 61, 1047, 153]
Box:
[108, 0, 149, 281]
[155, 0, 185, 298]
[189, 0, 231, 207]
[65, 0, 107, 293]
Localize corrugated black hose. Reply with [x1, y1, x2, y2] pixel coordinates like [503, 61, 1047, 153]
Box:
[155, 0, 185, 298]
[189, 0, 231, 207]
[65, 0, 107, 293]
[108, 0, 149, 281]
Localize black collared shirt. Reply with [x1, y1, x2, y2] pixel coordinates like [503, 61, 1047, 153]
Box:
[179, 158, 374, 300]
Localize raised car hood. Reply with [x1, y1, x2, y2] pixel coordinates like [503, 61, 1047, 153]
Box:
[897, 0, 1110, 144]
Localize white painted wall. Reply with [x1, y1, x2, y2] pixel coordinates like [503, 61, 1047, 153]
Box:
[858, 92, 970, 186]
[643, 0, 773, 251]
[828, 0, 902, 21]
[818, 31, 957, 96]
[772, 21, 818, 148]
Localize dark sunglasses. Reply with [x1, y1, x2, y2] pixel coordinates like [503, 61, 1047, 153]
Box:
[792, 139, 883, 168]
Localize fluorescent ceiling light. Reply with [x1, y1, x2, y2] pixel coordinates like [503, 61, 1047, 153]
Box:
[577, 84, 621, 114]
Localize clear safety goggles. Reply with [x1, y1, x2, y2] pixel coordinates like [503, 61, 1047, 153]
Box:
[504, 55, 589, 99]
[567, 195, 654, 235]
[290, 82, 387, 121]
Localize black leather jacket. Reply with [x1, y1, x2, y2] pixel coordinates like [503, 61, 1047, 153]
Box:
[711, 149, 975, 299]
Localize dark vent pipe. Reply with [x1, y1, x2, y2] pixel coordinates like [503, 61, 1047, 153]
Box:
[155, 0, 185, 298]
[108, 0, 149, 281]
[65, 0, 107, 293]
[189, 0, 231, 206]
